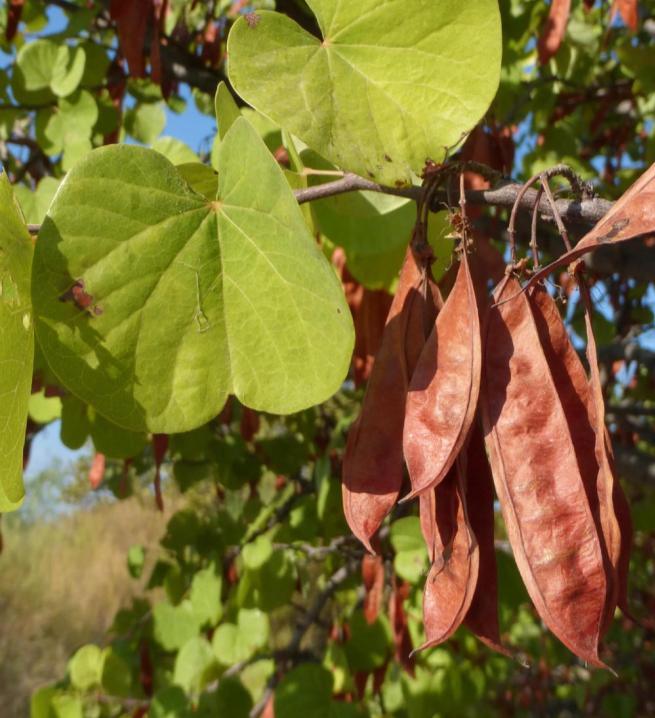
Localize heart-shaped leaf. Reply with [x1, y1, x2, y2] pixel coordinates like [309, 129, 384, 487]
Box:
[228, 1, 502, 184]
[32, 118, 354, 433]
[0, 172, 34, 511]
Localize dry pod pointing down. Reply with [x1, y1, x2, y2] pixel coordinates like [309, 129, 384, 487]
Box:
[342, 248, 440, 552]
[403, 249, 481, 501]
[481, 275, 608, 667]
[416, 459, 479, 652]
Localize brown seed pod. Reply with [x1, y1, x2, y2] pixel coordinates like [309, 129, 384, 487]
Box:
[342, 248, 440, 552]
[416, 460, 479, 651]
[481, 275, 609, 668]
[403, 249, 481, 501]
[463, 421, 511, 657]
[537, 0, 572, 65]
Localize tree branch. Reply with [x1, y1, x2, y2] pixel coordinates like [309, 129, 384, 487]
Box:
[295, 175, 613, 228]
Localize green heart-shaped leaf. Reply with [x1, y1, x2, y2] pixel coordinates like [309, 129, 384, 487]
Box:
[33, 118, 353, 433]
[228, 1, 502, 184]
[0, 173, 34, 511]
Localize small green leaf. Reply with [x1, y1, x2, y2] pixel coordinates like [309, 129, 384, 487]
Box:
[228, 1, 502, 184]
[0, 172, 34, 511]
[152, 136, 200, 165]
[60, 395, 90, 449]
[51, 45, 86, 97]
[150, 686, 191, 718]
[51, 694, 83, 718]
[127, 545, 145, 578]
[197, 676, 253, 718]
[242, 535, 273, 570]
[33, 118, 353, 432]
[30, 685, 57, 718]
[212, 622, 240, 665]
[190, 565, 223, 626]
[344, 610, 391, 671]
[237, 607, 270, 653]
[215, 81, 242, 140]
[14, 177, 60, 226]
[153, 600, 202, 651]
[173, 636, 217, 694]
[100, 648, 132, 697]
[124, 102, 166, 144]
[28, 389, 62, 424]
[68, 644, 103, 690]
[274, 664, 333, 718]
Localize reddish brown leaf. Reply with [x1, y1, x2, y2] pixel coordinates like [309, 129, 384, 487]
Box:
[110, 0, 151, 77]
[89, 452, 106, 490]
[403, 250, 481, 500]
[362, 554, 385, 624]
[6, 0, 24, 41]
[537, 0, 571, 65]
[417, 461, 479, 651]
[342, 249, 440, 552]
[528, 284, 620, 634]
[611, 0, 638, 31]
[463, 421, 511, 656]
[527, 162, 655, 290]
[152, 433, 168, 512]
[481, 276, 608, 667]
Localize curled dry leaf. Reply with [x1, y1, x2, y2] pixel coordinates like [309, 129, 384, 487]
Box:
[342, 248, 440, 552]
[463, 421, 510, 656]
[362, 554, 385, 624]
[481, 276, 608, 667]
[403, 250, 481, 501]
[416, 461, 479, 651]
[537, 0, 571, 65]
[526, 162, 655, 290]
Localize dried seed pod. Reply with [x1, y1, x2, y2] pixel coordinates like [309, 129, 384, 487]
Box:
[342, 249, 440, 552]
[577, 279, 627, 626]
[537, 0, 572, 65]
[463, 421, 510, 656]
[527, 285, 616, 628]
[481, 275, 608, 667]
[403, 250, 481, 500]
[416, 460, 479, 651]
[362, 554, 385, 624]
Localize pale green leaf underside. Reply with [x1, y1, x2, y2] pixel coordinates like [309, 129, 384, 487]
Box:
[32, 118, 353, 433]
[228, 0, 502, 185]
[0, 173, 34, 511]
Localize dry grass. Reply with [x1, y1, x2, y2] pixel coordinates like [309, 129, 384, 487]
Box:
[0, 497, 170, 717]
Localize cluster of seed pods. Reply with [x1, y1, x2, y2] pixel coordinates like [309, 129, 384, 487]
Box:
[343, 163, 655, 666]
